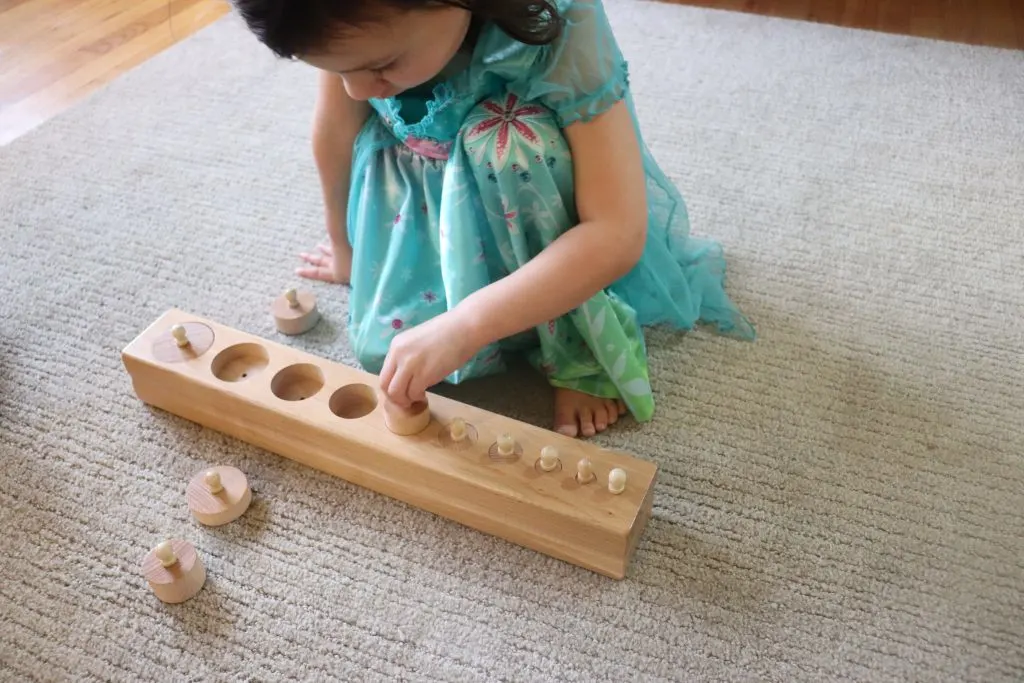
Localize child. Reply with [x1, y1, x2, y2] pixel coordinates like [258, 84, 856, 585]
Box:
[230, 0, 755, 437]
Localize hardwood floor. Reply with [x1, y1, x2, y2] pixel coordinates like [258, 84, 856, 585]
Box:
[1, 0, 1021, 146]
[672, 0, 1024, 50]
[0, 0, 228, 145]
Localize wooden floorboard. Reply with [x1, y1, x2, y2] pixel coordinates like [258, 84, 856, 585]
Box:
[667, 0, 1024, 49]
[1, 0, 1021, 146]
[0, 0, 228, 145]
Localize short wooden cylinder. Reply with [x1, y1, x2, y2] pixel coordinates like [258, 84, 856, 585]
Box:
[383, 399, 432, 435]
[272, 290, 320, 335]
[141, 539, 206, 604]
[186, 465, 252, 526]
[150, 322, 216, 362]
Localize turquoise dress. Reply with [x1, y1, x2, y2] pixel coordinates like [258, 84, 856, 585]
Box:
[346, 0, 754, 422]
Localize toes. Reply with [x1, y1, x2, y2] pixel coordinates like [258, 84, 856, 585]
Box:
[556, 423, 578, 437]
[579, 406, 596, 437]
[554, 403, 579, 437]
[604, 399, 620, 426]
[554, 391, 628, 438]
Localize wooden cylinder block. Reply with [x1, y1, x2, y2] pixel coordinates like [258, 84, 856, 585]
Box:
[141, 539, 206, 604]
[122, 308, 660, 579]
[186, 465, 252, 526]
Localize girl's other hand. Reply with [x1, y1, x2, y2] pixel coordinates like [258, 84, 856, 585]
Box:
[297, 241, 351, 284]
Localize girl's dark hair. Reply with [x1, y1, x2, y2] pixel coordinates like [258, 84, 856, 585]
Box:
[231, 0, 564, 59]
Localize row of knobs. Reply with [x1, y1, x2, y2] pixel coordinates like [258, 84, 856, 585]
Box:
[449, 418, 627, 494]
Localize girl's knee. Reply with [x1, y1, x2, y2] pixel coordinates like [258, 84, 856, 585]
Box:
[461, 93, 568, 171]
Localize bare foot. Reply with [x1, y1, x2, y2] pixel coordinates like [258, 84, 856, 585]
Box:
[553, 387, 627, 438]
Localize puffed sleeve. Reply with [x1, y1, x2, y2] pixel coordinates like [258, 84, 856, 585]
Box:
[509, 0, 630, 127]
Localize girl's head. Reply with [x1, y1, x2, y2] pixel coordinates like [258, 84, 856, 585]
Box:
[230, 0, 563, 100]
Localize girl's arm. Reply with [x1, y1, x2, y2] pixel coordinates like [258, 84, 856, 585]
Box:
[453, 99, 648, 346]
[307, 71, 371, 278]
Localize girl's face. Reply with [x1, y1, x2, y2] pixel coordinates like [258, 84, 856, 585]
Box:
[300, 6, 473, 101]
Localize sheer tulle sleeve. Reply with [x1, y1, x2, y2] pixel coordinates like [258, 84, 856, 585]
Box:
[511, 0, 629, 127]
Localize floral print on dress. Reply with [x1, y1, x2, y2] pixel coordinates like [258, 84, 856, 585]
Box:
[464, 94, 548, 172]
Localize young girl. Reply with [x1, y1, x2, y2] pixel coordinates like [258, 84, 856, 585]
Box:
[230, 0, 755, 437]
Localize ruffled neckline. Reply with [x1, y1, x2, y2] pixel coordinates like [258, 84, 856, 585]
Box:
[376, 17, 489, 140]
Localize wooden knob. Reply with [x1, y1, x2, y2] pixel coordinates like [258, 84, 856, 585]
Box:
[204, 470, 223, 493]
[449, 417, 468, 442]
[496, 433, 515, 457]
[608, 468, 627, 494]
[538, 446, 560, 472]
[576, 458, 595, 484]
[171, 324, 189, 347]
[154, 540, 177, 567]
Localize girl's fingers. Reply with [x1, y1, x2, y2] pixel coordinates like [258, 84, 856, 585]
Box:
[379, 353, 396, 397]
[295, 265, 331, 281]
[300, 243, 332, 266]
[385, 366, 413, 407]
[407, 377, 429, 404]
[299, 252, 323, 266]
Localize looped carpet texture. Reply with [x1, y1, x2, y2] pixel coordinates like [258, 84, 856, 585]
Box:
[1, 1, 1022, 680]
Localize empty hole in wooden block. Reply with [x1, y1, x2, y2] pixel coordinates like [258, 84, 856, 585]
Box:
[211, 343, 269, 382]
[329, 383, 377, 419]
[271, 363, 324, 401]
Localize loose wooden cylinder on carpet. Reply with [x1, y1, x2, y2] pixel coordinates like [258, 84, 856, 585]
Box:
[186, 465, 252, 526]
[141, 539, 206, 604]
[271, 288, 320, 335]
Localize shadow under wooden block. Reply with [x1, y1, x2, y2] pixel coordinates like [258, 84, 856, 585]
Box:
[121, 309, 658, 579]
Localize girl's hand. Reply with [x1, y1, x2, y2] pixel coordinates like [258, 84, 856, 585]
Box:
[297, 241, 351, 284]
[379, 310, 480, 407]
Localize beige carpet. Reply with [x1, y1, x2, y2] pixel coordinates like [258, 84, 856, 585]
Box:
[2, 1, 1023, 680]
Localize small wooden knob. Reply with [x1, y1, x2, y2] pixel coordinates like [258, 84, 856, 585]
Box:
[154, 540, 177, 567]
[608, 468, 627, 494]
[383, 399, 431, 435]
[576, 458, 595, 484]
[171, 324, 189, 347]
[538, 446, 560, 472]
[449, 417, 468, 442]
[204, 470, 223, 493]
[496, 433, 515, 457]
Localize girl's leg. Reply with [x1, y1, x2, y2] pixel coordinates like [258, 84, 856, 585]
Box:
[451, 92, 657, 435]
[346, 122, 452, 375]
